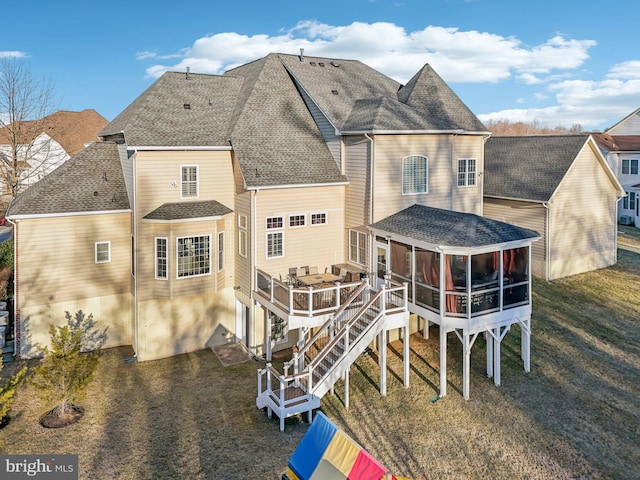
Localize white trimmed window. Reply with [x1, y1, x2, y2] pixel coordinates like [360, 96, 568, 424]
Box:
[402, 155, 428, 194]
[623, 192, 636, 210]
[177, 235, 211, 278]
[155, 237, 168, 279]
[95, 241, 111, 263]
[266, 216, 283, 230]
[457, 158, 477, 187]
[238, 214, 247, 258]
[267, 232, 284, 258]
[289, 214, 306, 228]
[622, 159, 639, 175]
[218, 232, 225, 272]
[349, 230, 367, 265]
[181, 165, 198, 198]
[311, 212, 327, 225]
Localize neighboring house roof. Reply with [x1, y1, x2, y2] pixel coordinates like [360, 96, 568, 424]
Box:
[590, 132, 640, 152]
[484, 135, 595, 202]
[99, 72, 243, 147]
[0, 109, 108, 156]
[278, 54, 486, 133]
[604, 107, 640, 133]
[143, 200, 233, 221]
[7, 141, 129, 217]
[370, 204, 539, 248]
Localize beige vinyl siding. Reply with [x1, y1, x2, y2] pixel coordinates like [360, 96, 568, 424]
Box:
[16, 213, 132, 356]
[344, 136, 370, 228]
[451, 135, 484, 215]
[372, 134, 455, 221]
[136, 288, 236, 361]
[548, 144, 619, 279]
[298, 86, 341, 165]
[254, 185, 345, 278]
[134, 150, 234, 218]
[483, 198, 547, 278]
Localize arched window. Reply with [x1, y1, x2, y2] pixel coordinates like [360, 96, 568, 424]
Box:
[402, 155, 428, 194]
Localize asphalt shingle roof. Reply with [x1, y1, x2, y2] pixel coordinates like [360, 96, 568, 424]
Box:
[483, 135, 590, 202]
[143, 200, 232, 221]
[370, 204, 540, 248]
[7, 141, 129, 216]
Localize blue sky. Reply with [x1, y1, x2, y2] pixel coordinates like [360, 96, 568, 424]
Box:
[2, 0, 639, 130]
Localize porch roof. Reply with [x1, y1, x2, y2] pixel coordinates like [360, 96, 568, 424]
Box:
[370, 204, 540, 248]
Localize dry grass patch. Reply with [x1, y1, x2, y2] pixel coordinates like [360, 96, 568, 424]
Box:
[1, 247, 639, 479]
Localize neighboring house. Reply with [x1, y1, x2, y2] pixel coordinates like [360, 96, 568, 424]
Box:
[590, 107, 640, 227]
[8, 53, 541, 404]
[0, 109, 107, 202]
[483, 135, 624, 280]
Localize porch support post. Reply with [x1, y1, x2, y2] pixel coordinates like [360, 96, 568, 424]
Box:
[344, 368, 350, 408]
[379, 329, 387, 396]
[403, 323, 410, 388]
[439, 326, 447, 398]
[493, 327, 501, 386]
[486, 330, 493, 378]
[423, 317, 430, 339]
[521, 317, 531, 372]
[265, 312, 272, 361]
[462, 331, 471, 400]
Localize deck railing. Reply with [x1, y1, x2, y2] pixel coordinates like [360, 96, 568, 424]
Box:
[255, 268, 362, 317]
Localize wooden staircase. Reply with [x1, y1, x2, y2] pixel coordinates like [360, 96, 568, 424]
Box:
[256, 279, 407, 430]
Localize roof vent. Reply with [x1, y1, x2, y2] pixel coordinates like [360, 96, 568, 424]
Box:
[93, 191, 98, 196]
[330, 61, 340, 67]
[310, 61, 316, 66]
[331, 89, 339, 95]
[183, 103, 191, 109]
[102, 172, 108, 182]
[186, 66, 191, 80]
[318, 62, 325, 67]
[299, 48, 304, 62]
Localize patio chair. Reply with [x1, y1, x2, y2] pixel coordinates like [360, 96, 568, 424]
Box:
[308, 266, 318, 275]
[289, 267, 298, 277]
[296, 267, 307, 277]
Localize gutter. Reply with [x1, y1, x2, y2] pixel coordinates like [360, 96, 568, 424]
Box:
[542, 201, 551, 281]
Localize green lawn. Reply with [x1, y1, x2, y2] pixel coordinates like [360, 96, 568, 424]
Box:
[1, 244, 639, 479]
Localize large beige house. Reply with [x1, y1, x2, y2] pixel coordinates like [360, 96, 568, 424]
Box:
[8, 53, 549, 410]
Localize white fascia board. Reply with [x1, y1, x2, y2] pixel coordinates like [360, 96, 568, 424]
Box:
[483, 194, 547, 204]
[246, 181, 349, 191]
[8, 209, 131, 221]
[129, 146, 232, 151]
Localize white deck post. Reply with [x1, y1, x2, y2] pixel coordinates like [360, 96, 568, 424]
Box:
[439, 326, 447, 398]
[265, 313, 272, 361]
[486, 330, 493, 378]
[423, 318, 430, 339]
[462, 331, 471, 400]
[379, 329, 387, 396]
[493, 327, 501, 386]
[403, 324, 410, 388]
[344, 368, 350, 408]
[521, 318, 531, 372]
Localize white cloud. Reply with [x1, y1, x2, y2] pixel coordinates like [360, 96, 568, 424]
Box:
[0, 51, 27, 59]
[139, 21, 596, 85]
[479, 61, 640, 129]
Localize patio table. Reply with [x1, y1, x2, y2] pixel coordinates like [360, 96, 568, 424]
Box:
[297, 273, 341, 286]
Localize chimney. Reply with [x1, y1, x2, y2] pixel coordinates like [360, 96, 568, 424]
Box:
[299, 48, 304, 62]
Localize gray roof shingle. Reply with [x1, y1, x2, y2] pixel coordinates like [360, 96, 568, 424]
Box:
[370, 204, 540, 248]
[143, 200, 232, 221]
[7, 141, 129, 216]
[484, 135, 590, 202]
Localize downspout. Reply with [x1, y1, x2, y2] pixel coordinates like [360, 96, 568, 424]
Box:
[365, 134, 374, 276]
[132, 151, 139, 358]
[542, 202, 551, 281]
[252, 188, 259, 355]
[5, 213, 18, 356]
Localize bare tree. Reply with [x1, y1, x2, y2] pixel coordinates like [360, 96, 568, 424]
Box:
[0, 57, 57, 206]
[485, 118, 584, 136]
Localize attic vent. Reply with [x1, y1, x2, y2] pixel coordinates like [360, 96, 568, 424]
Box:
[331, 89, 339, 95]
[318, 62, 325, 67]
[330, 61, 340, 67]
[93, 191, 98, 196]
[183, 103, 191, 109]
[102, 172, 108, 182]
[309, 62, 316, 66]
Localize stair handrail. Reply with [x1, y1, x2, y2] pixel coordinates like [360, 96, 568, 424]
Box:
[283, 280, 369, 375]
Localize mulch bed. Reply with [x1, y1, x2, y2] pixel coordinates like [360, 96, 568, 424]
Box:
[39, 404, 84, 428]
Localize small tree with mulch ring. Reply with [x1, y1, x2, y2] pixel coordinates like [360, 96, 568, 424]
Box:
[30, 310, 107, 428]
